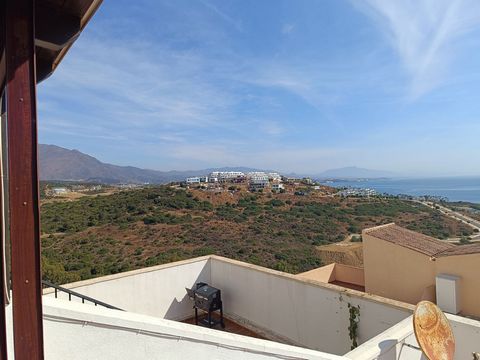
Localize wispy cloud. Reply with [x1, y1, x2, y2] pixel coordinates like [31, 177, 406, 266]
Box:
[282, 23, 295, 35]
[237, 59, 393, 110]
[199, 0, 243, 32]
[356, 0, 480, 98]
[38, 0, 480, 175]
[41, 38, 238, 130]
[259, 120, 285, 136]
[166, 142, 356, 173]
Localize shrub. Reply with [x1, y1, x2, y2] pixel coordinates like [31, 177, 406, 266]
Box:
[351, 235, 362, 242]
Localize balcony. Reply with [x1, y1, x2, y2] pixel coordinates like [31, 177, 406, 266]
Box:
[4, 254, 461, 359]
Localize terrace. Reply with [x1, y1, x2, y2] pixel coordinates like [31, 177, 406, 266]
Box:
[36, 255, 480, 359]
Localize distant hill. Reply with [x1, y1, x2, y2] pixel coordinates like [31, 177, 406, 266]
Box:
[39, 144, 270, 184]
[316, 166, 395, 179]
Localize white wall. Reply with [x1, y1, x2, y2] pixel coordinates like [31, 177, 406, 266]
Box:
[448, 313, 480, 360]
[42, 297, 345, 360]
[44, 257, 211, 321]
[209, 256, 411, 355]
[46, 255, 480, 359]
[44, 255, 413, 355]
[345, 314, 480, 360]
[345, 317, 424, 360]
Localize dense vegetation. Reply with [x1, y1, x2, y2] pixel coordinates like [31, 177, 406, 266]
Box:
[40, 186, 473, 284]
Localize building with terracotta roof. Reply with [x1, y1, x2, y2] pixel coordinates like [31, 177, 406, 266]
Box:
[363, 223, 480, 318]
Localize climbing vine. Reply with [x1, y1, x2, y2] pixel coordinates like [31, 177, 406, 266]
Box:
[348, 303, 360, 349]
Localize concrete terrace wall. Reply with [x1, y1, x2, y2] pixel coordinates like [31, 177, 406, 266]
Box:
[42, 297, 345, 360]
[44, 255, 413, 356]
[43, 256, 211, 321]
[335, 264, 365, 287]
[345, 314, 480, 360]
[449, 314, 480, 360]
[297, 264, 364, 287]
[298, 263, 336, 283]
[344, 317, 422, 360]
[209, 256, 412, 356]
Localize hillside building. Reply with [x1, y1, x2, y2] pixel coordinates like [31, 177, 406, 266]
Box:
[247, 172, 269, 191]
[302, 177, 314, 185]
[267, 172, 282, 181]
[271, 182, 285, 192]
[210, 171, 245, 182]
[282, 176, 302, 184]
[297, 222, 480, 320]
[52, 187, 68, 195]
[363, 223, 480, 318]
[186, 177, 201, 184]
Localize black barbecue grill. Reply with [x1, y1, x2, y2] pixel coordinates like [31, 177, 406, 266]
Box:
[186, 283, 225, 329]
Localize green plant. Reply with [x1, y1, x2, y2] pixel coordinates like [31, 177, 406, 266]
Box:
[348, 303, 360, 349]
[459, 237, 471, 245]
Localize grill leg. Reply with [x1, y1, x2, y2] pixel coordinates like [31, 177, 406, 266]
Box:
[195, 307, 198, 325]
[220, 305, 225, 329]
[208, 310, 212, 328]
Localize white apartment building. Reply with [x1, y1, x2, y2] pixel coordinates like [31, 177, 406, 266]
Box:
[271, 182, 285, 192]
[186, 177, 201, 184]
[52, 187, 68, 195]
[247, 172, 269, 191]
[268, 172, 282, 181]
[210, 171, 245, 181]
[246, 172, 268, 180]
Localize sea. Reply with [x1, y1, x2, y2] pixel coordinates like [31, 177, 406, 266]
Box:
[319, 177, 480, 204]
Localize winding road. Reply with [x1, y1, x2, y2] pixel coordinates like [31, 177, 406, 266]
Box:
[420, 201, 480, 242]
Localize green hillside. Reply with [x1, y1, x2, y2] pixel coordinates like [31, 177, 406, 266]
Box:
[40, 185, 473, 284]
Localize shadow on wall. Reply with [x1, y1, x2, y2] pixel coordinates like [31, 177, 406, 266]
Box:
[163, 262, 210, 321]
[377, 339, 397, 360]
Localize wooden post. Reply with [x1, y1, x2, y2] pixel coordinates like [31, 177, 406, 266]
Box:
[5, 0, 44, 358]
[0, 96, 8, 360]
[0, 2, 9, 358]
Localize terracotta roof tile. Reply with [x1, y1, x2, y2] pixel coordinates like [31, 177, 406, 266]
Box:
[436, 243, 480, 257]
[364, 223, 454, 256]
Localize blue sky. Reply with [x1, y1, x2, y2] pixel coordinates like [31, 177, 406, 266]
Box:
[38, 0, 480, 176]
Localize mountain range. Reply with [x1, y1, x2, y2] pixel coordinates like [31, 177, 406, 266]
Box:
[39, 144, 394, 184]
[39, 144, 270, 184]
[315, 166, 395, 179]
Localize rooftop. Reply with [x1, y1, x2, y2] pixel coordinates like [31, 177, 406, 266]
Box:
[33, 255, 480, 359]
[436, 242, 480, 257]
[363, 223, 454, 256]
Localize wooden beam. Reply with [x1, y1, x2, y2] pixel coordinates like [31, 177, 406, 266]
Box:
[5, 0, 44, 358]
[0, 1, 5, 93]
[35, 2, 81, 51]
[0, 3, 8, 359]
[0, 96, 8, 360]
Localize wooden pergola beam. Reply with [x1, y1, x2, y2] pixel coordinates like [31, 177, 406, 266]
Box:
[35, 2, 81, 51]
[5, 0, 44, 358]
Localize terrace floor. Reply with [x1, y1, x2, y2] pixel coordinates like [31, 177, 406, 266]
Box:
[182, 313, 266, 339]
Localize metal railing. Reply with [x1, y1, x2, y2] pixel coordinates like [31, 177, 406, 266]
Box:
[42, 280, 123, 311]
